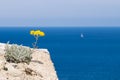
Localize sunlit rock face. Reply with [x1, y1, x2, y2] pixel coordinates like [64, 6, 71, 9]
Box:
[0, 43, 58, 80]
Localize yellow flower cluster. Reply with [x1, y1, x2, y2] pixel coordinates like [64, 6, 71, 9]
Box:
[30, 30, 45, 36]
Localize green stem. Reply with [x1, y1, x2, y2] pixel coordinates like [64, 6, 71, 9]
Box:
[33, 35, 39, 48]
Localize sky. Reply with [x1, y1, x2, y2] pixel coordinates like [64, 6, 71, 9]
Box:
[0, 0, 120, 27]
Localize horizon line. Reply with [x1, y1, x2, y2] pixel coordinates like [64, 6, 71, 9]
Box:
[0, 26, 120, 27]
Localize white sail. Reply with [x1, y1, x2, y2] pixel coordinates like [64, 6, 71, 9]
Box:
[81, 33, 84, 38]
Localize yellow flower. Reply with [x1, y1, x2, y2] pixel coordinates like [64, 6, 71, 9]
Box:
[34, 30, 41, 36]
[30, 29, 45, 36]
[39, 31, 45, 36]
[30, 30, 35, 35]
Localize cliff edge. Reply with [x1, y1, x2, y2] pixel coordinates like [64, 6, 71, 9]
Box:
[0, 43, 58, 80]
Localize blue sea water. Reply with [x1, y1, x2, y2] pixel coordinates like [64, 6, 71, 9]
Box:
[0, 27, 120, 80]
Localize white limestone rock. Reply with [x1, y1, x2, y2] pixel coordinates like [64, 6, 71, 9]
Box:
[0, 43, 58, 80]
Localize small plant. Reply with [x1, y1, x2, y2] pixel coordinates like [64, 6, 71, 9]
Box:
[4, 43, 32, 64]
[30, 30, 45, 48]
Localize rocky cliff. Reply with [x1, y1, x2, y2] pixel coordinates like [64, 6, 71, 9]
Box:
[0, 43, 58, 80]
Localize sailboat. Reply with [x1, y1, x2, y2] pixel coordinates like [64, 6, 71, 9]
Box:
[81, 33, 84, 38]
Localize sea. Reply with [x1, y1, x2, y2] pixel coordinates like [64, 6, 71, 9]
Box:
[0, 27, 120, 80]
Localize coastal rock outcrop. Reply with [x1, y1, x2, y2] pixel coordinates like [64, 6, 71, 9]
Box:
[0, 43, 58, 80]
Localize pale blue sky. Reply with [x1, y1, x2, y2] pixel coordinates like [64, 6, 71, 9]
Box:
[0, 0, 120, 26]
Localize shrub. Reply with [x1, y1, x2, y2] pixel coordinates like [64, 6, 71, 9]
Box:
[4, 43, 32, 64]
